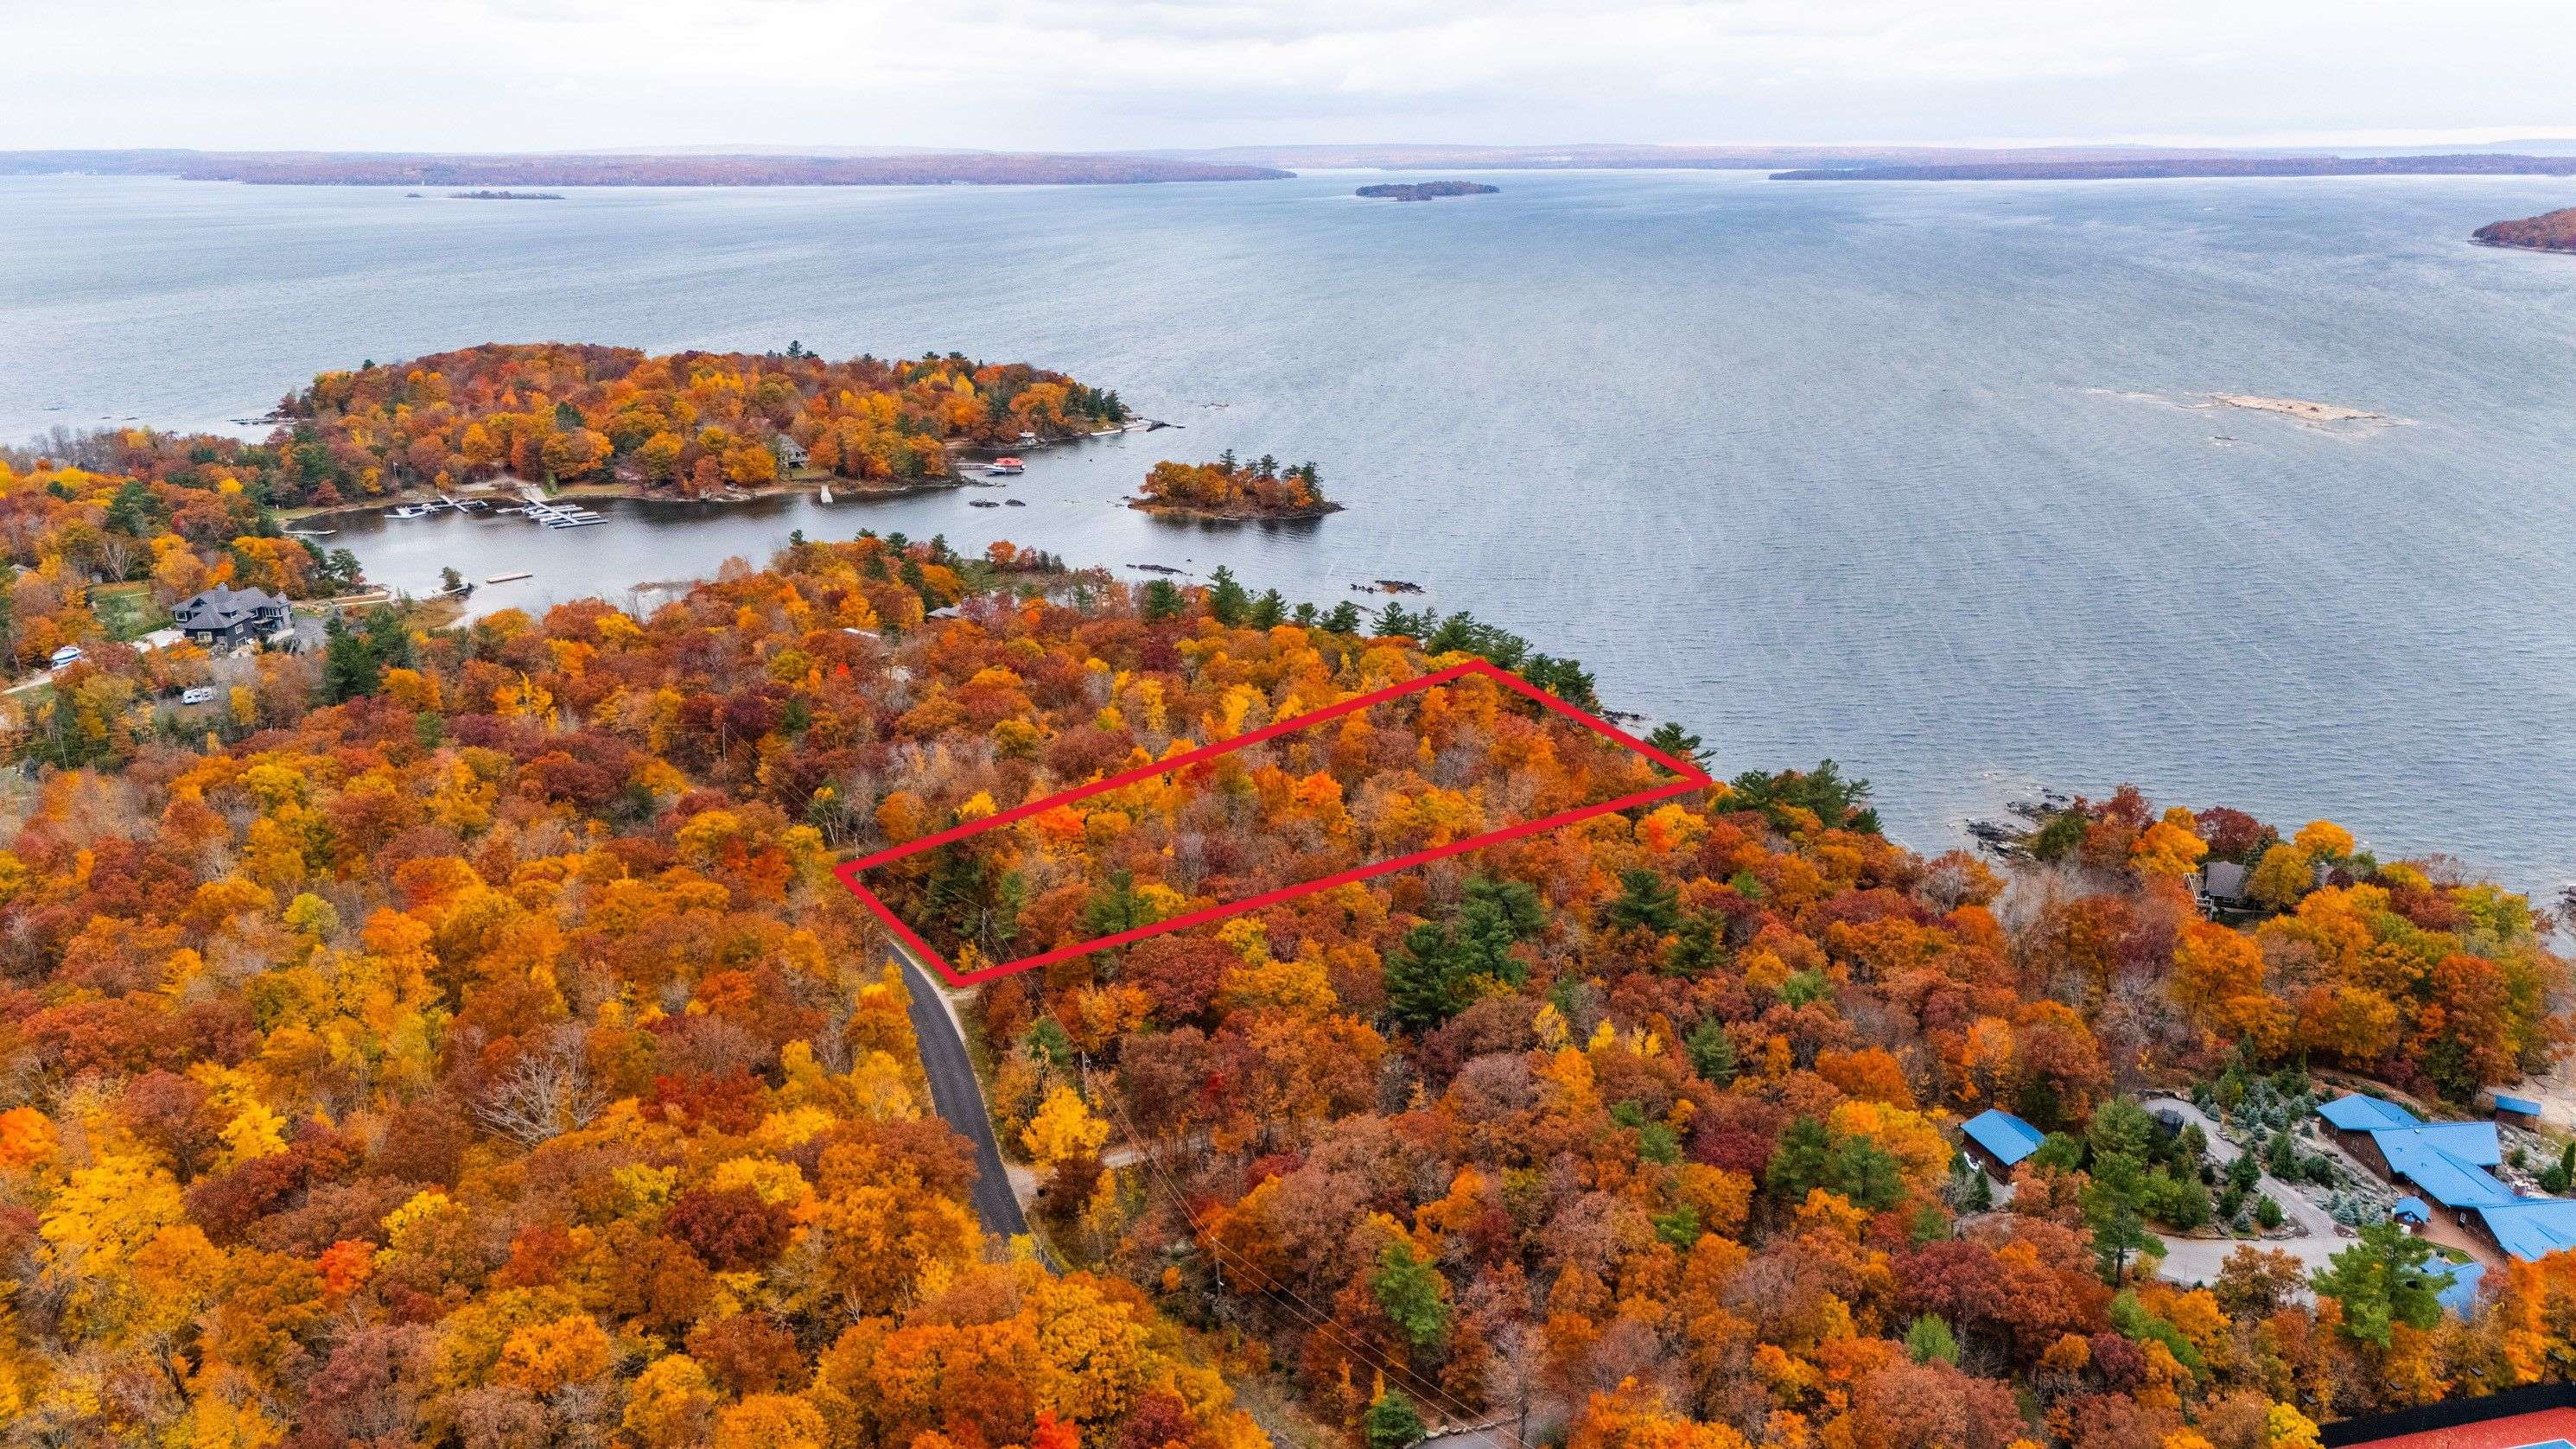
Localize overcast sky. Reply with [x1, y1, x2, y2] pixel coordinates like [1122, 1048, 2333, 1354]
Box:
[16, 0, 2576, 154]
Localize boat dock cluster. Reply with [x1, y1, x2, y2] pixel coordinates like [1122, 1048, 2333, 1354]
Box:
[381, 490, 603, 529]
[384, 494, 488, 520]
[514, 498, 604, 529]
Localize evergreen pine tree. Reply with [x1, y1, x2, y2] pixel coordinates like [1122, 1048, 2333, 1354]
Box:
[1645, 720, 1711, 767]
[1363, 1385, 1425, 1449]
[1207, 567, 1250, 626]
[1385, 921, 1464, 1032]
[1605, 868, 1682, 934]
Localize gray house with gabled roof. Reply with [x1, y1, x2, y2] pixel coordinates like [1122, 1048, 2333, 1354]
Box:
[173, 586, 289, 648]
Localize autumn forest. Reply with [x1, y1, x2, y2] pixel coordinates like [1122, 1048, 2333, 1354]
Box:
[0, 344, 2572, 1449]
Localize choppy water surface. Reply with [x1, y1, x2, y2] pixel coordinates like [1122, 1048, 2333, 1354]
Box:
[7, 170, 2575, 886]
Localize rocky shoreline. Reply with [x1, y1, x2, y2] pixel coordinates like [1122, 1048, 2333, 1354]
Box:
[2205, 393, 2387, 424]
[2472, 206, 2576, 254]
[1126, 498, 1345, 522]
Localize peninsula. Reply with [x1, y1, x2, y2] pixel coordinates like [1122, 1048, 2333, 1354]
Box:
[2473, 206, 2576, 254]
[141, 342, 1133, 512]
[1355, 181, 1499, 200]
[1129, 453, 1341, 519]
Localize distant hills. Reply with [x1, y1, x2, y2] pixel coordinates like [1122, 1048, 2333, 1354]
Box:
[2473, 207, 2576, 253]
[0, 149, 1290, 187]
[16, 143, 2576, 188]
[1766, 154, 2576, 181]
[1145, 142, 2253, 171]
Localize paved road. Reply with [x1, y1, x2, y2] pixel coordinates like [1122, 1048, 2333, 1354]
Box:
[2143, 1096, 2345, 1288]
[888, 942, 1037, 1245]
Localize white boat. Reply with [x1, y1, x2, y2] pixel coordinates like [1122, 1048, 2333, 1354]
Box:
[1017, 430, 1038, 444]
[986, 456, 1025, 476]
[817, 484, 834, 504]
[386, 504, 431, 519]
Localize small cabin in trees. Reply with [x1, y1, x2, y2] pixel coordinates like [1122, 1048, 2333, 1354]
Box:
[2196, 861, 2251, 913]
[1959, 1108, 2045, 1181]
[774, 436, 809, 471]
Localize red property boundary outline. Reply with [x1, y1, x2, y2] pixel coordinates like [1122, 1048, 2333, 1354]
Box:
[835, 658, 1717, 986]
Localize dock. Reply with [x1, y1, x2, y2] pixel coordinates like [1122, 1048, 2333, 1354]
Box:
[521, 499, 602, 529]
[513, 485, 603, 529]
[486, 571, 532, 584]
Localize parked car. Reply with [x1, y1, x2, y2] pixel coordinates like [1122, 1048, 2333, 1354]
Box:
[47, 645, 81, 669]
[180, 686, 215, 706]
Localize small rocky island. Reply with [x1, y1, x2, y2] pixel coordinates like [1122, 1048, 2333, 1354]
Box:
[1356, 181, 1499, 201]
[2473, 207, 2576, 254]
[449, 189, 566, 200]
[1129, 453, 1341, 520]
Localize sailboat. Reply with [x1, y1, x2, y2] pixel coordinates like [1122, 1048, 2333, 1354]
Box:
[817, 483, 834, 504]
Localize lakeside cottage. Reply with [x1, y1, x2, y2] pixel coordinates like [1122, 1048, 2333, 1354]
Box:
[2196, 861, 2251, 912]
[1959, 1107, 2045, 1181]
[774, 436, 808, 470]
[173, 585, 289, 648]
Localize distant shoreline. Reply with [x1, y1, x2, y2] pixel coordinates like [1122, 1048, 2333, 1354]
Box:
[0, 149, 1290, 187]
[1769, 155, 2576, 181]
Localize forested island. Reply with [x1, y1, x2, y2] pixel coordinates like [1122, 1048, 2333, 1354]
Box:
[1355, 181, 1500, 200]
[3, 345, 2576, 1448]
[79, 342, 1131, 511]
[2474, 206, 2576, 253]
[1130, 452, 1340, 518]
[0, 148, 1290, 187]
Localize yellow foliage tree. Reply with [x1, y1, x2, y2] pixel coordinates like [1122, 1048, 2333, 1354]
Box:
[1022, 1085, 1110, 1170]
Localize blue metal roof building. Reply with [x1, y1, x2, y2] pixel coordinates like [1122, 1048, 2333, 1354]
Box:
[2477, 1198, 2576, 1262]
[2394, 1121, 2505, 1167]
[2318, 1092, 2419, 1132]
[2496, 1091, 2545, 1117]
[1960, 1109, 2046, 1170]
[2379, 1135, 2516, 1209]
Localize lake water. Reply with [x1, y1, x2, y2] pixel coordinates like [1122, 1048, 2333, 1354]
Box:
[8, 171, 2576, 889]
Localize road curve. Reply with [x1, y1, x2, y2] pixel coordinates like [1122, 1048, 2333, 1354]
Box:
[2142, 1095, 2344, 1290]
[888, 942, 1038, 1245]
